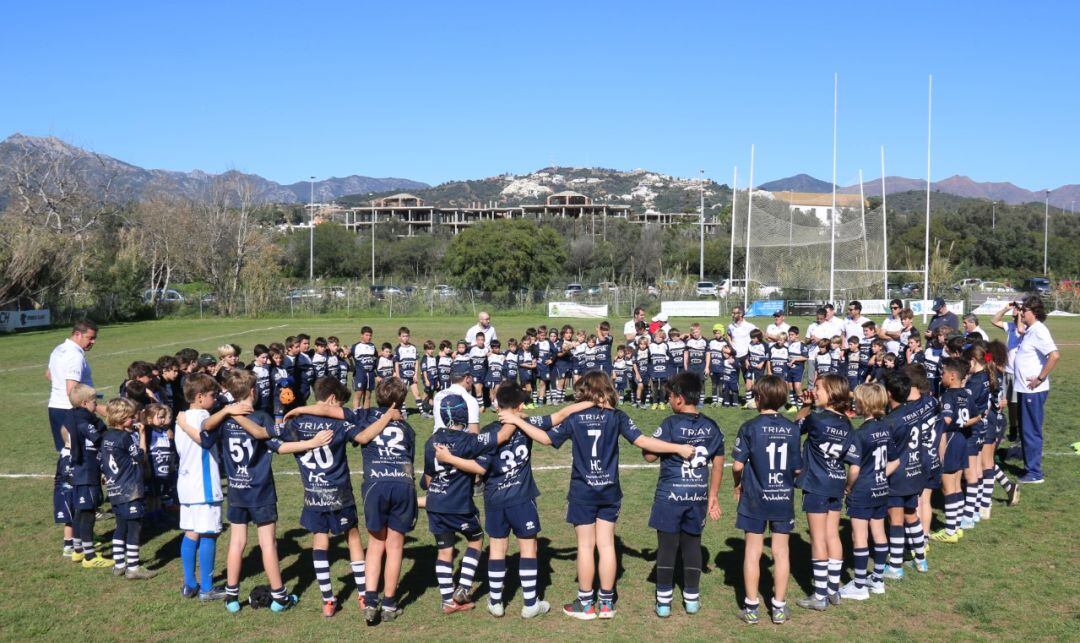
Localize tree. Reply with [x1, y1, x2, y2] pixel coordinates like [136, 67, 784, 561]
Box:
[444, 220, 566, 292]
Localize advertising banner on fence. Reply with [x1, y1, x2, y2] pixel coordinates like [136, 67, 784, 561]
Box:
[746, 300, 785, 317]
[0, 309, 51, 333]
[853, 299, 890, 315]
[971, 300, 1012, 316]
[907, 300, 964, 316]
[660, 300, 720, 317]
[547, 302, 609, 319]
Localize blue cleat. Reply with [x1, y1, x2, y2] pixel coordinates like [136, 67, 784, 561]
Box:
[655, 602, 671, 618]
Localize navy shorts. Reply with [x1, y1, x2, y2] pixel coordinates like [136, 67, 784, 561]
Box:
[227, 503, 278, 525]
[301, 505, 358, 535]
[887, 494, 919, 509]
[845, 501, 887, 520]
[802, 492, 842, 513]
[353, 371, 376, 392]
[54, 487, 74, 524]
[471, 368, 488, 383]
[965, 434, 982, 457]
[362, 483, 417, 534]
[486, 500, 542, 539]
[427, 510, 483, 549]
[483, 378, 502, 389]
[735, 513, 795, 534]
[553, 364, 571, 379]
[649, 501, 707, 535]
[924, 467, 942, 490]
[566, 501, 621, 526]
[787, 367, 805, 384]
[74, 485, 104, 511]
[942, 433, 967, 474]
[114, 500, 146, 520]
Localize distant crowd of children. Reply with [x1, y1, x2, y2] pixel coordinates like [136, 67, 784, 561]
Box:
[53, 310, 1023, 625]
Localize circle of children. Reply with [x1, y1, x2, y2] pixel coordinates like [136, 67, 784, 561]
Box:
[56, 301, 1023, 627]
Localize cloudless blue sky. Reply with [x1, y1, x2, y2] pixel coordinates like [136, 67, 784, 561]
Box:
[2, 1, 1077, 189]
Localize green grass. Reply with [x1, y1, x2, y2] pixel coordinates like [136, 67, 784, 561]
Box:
[1, 315, 1078, 640]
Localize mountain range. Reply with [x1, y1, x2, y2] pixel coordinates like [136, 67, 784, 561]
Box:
[1, 133, 1076, 211]
[0, 133, 428, 206]
[759, 173, 1079, 209]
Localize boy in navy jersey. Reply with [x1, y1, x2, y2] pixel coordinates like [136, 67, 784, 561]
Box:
[278, 377, 402, 617]
[720, 346, 741, 408]
[469, 333, 490, 409]
[648, 330, 671, 410]
[667, 328, 686, 375]
[845, 336, 863, 391]
[786, 327, 807, 407]
[54, 427, 75, 558]
[420, 340, 440, 418]
[840, 384, 892, 600]
[326, 337, 348, 389]
[250, 345, 272, 412]
[99, 397, 157, 579]
[144, 403, 176, 525]
[312, 337, 329, 381]
[633, 336, 652, 408]
[859, 321, 876, 370]
[203, 371, 331, 613]
[437, 340, 454, 392]
[450, 339, 472, 384]
[612, 346, 631, 402]
[880, 371, 928, 579]
[768, 338, 790, 403]
[744, 329, 767, 409]
[393, 327, 421, 409]
[518, 336, 538, 406]
[504, 337, 520, 385]
[376, 343, 395, 383]
[793, 374, 855, 611]
[484, 339, 506, 404]
[535, 330, 554, 406]
[732, 376, 803, 625]
[595, 321, 614, 375]
[903, 365, 941, 543]
[68, 384, 112, 568]
[501, 372, 695, 620]
[552, 326, 575, 405]
[930, 358, 971, 543]
[155, 355, 181, 416]
[268, 347, 291, 426]
[684, 323, 708, 406]
[706, 324, 727, 406]
[294, 334, 315, 404]
[641, 373, 725, 617]
[351, 327, 378, 409]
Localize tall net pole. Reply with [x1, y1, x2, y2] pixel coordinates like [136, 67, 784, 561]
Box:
[922, 75, 932, 323]
[744, 145, 755, 311]
[881, 146, 889, 298]
[829, 73, 838, 305]
[859, 169, 868, 270]
[729, 166, 737, 291]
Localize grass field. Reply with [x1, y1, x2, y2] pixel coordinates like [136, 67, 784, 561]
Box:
[1, 314, 1077, 640]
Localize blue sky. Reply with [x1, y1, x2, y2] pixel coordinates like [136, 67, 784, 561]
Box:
[2, 1, 1076, 189]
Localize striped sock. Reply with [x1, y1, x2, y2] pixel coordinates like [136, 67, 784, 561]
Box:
[887, 526, 905, 567]
[683, 585, 700, 603]
[125, 543, 140, 570]
[487, 558, 506, 605]
[964, 485, 979, 522]
[827, 559, 842, 595]
[872, 544, 888, 582]
[312, 549, 333, 601]
[907, 520, 926, 562]
[578, 588, 594, 605]
[435, 560, 455, 604]
[458, 547, 480, 590]
[520, 557, 538, 608]
[226, 584, 240, 600]
[64, 538, 74, 550]
[974, 482, 984, 515]
[811, 559, 829, 600]
[351, 560, 366, 595]
[73, 537, 83, 552]
[981, 469, 994, 508]
[112, 537, 126, 570]
[853, 547, 870, 588]
[744, 597, 759, 611]
[945, 492, 963, 534]
[598, 588, 614, 604]
[656, 582, 674, 606]
[993, 465, 1016, 494]
[271, 586, 288, 602]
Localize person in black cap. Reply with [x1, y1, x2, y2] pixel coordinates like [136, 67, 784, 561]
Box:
[766, 310, 790, 343]
[924, 297, 958, 339]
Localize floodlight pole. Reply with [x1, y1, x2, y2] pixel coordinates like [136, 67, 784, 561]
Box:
[699, 169, 705, 281]
[881, 147, 889, 298]
[859, 169, 868, 271]
[922, 75, 932, 324]
[744, 145, 754, 311]
[829, 73, 838, 305]
[309, 177, 316, 284]
[992, 201, 997, 230]
[1044, 190, 1050, 275]
[729, 166, 737, 293]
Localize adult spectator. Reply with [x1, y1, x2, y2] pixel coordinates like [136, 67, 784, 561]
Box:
[650, 313, 671, 337]
[433, 371, 480, 433]
[992, 302, 1026, 443]
[879, 299, 905, 354]
[806, 307, 827, 383]
[844, 300, 872, 341]
[624, 306, 647, 341]
[1012, 296, 1058, 484]
[465, 311, 497, 347]
[765, 310, 790, 343]
[962, 313, 989, 342]
[46, 320, 98, 451]
[814, 303, 845, 341]
[925, 298, 959, 338]
[726, 306, 756, 364]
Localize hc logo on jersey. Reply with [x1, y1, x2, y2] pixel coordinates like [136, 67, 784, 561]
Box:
[310, 473, 328, 485]
[235, 465, 249, 477]
[589, 460, 603, 472]
[768, 472, 784, 485]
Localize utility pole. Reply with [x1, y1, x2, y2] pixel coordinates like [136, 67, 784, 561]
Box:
[309, 176, 316, 284]
[699, 169, 705, 281]
[1044, 190, 1050, 275]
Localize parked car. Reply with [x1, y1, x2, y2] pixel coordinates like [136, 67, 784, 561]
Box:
[695, 281, 718, 297]
[598, 281, 619, 293]
[328, 286, 347, 299]
[646, 284, 661, 297]
[1021, 277, 1051, 295]
[977, 281, 1013, 294]
[142, 288, 184, 304]
[433, 284, 456, 298]
[951, 278, 983, 292]
[901, 282, 922, 297]
[564, 283, 583, 298]
[285, 288, 322, 301]
[385, 286, 405, 296]
[717, 279, 781, 298]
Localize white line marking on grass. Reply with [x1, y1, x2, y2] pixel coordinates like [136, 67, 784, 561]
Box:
[0, 324, 289, 374]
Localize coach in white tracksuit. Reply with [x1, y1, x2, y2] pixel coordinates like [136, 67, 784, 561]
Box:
[432, 372, 480, 433]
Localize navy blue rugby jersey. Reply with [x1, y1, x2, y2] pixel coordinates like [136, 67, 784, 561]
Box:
[922, 347, 943, 384]
[648, 341, 671, 379]
[708, 339, 726, 374]
[420, 354, 439, 387]
[635, 347, 651, 381]
[746, 343, 767, 371]
[612, 358, 629, 387]
[100, 429, 145, 504]
[769, 345, 789, 380]
[651, 413, 724, 504]
[911, 394, 941, 477]
[437, 354, 454, 387]
[54, 446, 73, 489]
[221, 411, 282, 508]
[787, 341, 806, 370]
[424, 426, 498, 514]
[485, 353, 505, 385]
[351, 341, 377, 376]
[685, 338, 707, 373]
[547, 408, 643, 506]
[731, 413, 802, 521]
[450, 349, 472, 379]
[883, 400, 927, 496]
[349, 408, 415, 490]
[504, 351, 520, 381]
[667, 339, 686, 371]
[376, 356, 394, 379]
[468, 346, 489, 379]
[966, 370, 991, 440]
[280, 413, 364, 511]
[797, 410, 854, 498]
[252, 364, 272, 411]
[312, 353, 328, 380]
[70, 407, 107, 486]
[394, 344, 418, 379]
[722, 358, 739, 385]
[858, 336, 873, 366]
[476, 417, 550, 509]
[149, 428, 176, 478]
[937, 386, 969, 435]
[844, 418, 891, 507]
[594, 335, 613, 373]
[296, 353, 315, 399]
